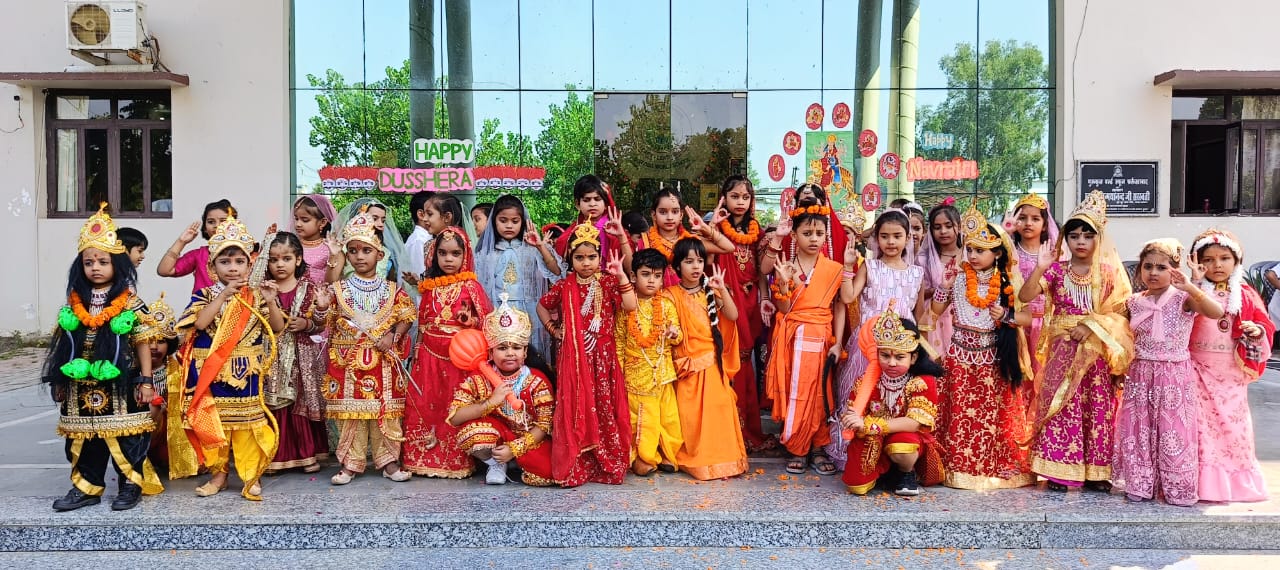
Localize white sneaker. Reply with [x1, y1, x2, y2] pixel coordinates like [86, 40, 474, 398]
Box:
[485, 461, 508, 485]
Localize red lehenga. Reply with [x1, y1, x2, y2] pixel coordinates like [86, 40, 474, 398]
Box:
[540, 272, 631, 487]
[404, 227, 493, 478]
[713, 219, 768, 450]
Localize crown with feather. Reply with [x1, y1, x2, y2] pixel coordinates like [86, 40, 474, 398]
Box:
[837, 205, 868, 233]
[872, 299, 920, 353]
[484, 292, 532, 347]
[569, 222, 601, 250]
[207, 215, 256, 258]
[78, 203, 127, 254]
[960, 204, 1002, 250]
[1070, 189, 1109, 230]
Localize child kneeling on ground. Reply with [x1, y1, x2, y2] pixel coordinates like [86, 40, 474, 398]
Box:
[448, 294, 557, 486]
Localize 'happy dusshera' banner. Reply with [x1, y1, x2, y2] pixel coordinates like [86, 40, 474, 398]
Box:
[318, 138, 546, 193]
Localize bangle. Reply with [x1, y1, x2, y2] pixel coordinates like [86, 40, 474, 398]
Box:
[859, 416, 889, 437]
[932, 288, 951, 303]
[618, 282, 634, 293]
[841, 270, 855, 280]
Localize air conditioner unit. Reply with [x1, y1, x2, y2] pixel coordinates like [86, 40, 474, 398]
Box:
[66, 1, 145, 51]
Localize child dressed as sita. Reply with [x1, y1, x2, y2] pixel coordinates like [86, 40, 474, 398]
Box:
[406, 226, 492, 479]
[45, 205, 164, 512]
[262, 231, 329, 474]
[712, 175, 772, 452]
[1009, 192, 1058, 379]
[447, 295, 557, 486]
[1187, 229, 1274, 502]
[930, 205, 1033, 490]
[840, 306, 945, 497]
[319, 213, 416, 485]
[1113, 238, 1222, 506]
[828, 208, 924, 470]
[178, 216, 284, 501]
[616, 249, 684, 476]
[474, 194, 562, 364]
[918, 200, 962, 355]
[667, 238, 749, 480]
[1018, 190, 1133, 492]
[764, 206, 855, 476]
[538, 223, 637, 487]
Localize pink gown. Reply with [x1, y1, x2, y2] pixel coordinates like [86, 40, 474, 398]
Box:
[1191, 286, 1269, 502]
[1114, 288, 1198, 505]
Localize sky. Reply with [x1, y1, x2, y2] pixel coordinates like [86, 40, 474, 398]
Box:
[292, 0, 1052, 196]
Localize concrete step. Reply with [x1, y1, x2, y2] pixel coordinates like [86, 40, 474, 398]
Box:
[3, 461, 1279, 552]
[2, 547, 1278, 569]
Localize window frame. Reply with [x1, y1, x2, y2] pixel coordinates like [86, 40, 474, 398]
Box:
[44, 89, 172, 219]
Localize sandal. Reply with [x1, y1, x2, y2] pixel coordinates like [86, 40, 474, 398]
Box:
[1046, 481, 1068, 492]
[809, 452, 837, 476]
[632, 460, 656, 477]
[786, 455, 808, 474]
[1085, 480, 1112, 493]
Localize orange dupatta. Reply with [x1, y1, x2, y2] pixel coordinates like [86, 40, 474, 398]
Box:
[182, 289, 255, 461]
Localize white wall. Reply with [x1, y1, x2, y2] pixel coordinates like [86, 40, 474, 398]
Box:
[0, 0, 290, 333]
[1056, 0, 1280, 263]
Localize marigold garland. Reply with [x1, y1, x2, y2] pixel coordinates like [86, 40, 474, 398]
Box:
[67, 291, 130, 330]
[418, 271, 477, 294]
[647, 226, 694, 261]
[788, 205, 832, 219]
[627, 295, 665, 349]
[719, 219, 761, 245]
[963, 262, 1002, 309]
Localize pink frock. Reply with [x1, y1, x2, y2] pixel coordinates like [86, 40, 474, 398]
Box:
[1114, 288, 1198, 505]
[1191, 286, 1269, 502]
[826, 258, 924, 468]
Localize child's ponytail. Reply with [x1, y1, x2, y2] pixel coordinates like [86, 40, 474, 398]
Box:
[992, 250, 1023, 389]
[703, 274, 725, 377]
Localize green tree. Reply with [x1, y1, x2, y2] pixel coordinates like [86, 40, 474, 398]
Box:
[531, 89, 594, 225]
[916, 40, 1049, 215]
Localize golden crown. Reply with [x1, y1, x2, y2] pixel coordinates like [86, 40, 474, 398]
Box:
[960, 204, 1002, 250]
[78, 203, 127, 254]
[569, 223, 601, 250]
[837, 205, 867, 232]
[146, 292, 178, 339]
[484, 292, 532, 347]
[1014, 192, 1049, 213]
[1071, 189, 1109, 230]
[872, 300, 920, 353]
[207, 215, 256, 258]
[341, 212, 380, 248]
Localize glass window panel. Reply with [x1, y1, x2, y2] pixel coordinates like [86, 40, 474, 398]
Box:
[879, 0, 979, 91]
[978, 0, 1049, 88]
[85, 129, 108, 209]
[1237, 96, 1280, 120]
[519, 90, 594, 224]
[56, 96, 110, 119]
[293, 88, 371, 194]
[55, 129, 78, 212]
[295, 0, 365, 87]
[439, 0, 517, 90]
[1262, 128, 1280, 210]
[670, 93, 747, 207]
[519, 0, 592, 90]
[120, 128, 144, 212]
[150, 129, 172, 212]
[595, 1, 670, 90]
[822, 0, 858, 90]
[363, 0, 414, 85]
[969, 87, 1049, 210]
[1241, 128, 1256, 211]
[595, 93, 670, 211]
[1170, 124, 1184, 212]
[1172, 96, 1224, 120]
[747, 0, 820, 90]
[119, 96, 171, 121]
[672, 0, 746, 90]
[908, 88, 981, 204]
[746, 89, 821, 208]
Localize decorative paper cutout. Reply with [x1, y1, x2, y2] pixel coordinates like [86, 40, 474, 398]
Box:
[861, 183, 882, 212]
[768, 154, 786, 182]
[903, 157, 980, 182]
[783, 131, 802, 155]
[858, 129, 878, 157]
[805, 103, 824, 130]
[832, 103, 850, 128]
[878, 152, 900, 180]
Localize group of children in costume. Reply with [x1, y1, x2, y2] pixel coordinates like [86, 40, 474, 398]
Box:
[44, 172, 1274, 511]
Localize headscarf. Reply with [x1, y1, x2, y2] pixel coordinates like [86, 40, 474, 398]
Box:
[425, 225, 476, 277]
[473, 195, 557, 303]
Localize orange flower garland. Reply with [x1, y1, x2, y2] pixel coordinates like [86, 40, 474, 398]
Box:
[68, 291, 130, 329]
[647, 226, 694, 261]
[418, 271, 477, 294]
[788, 205, 832, 219]
[719, 219, 761, 245]
[963, 262, 1002, 309]
[627, 295, 665, 349]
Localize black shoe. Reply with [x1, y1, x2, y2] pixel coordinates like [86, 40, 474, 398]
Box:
[1084, 480, 1112, 493]
[894, 470, 921, 496]
[53, 488, 101, 511]
[111, 482, 142, 511]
